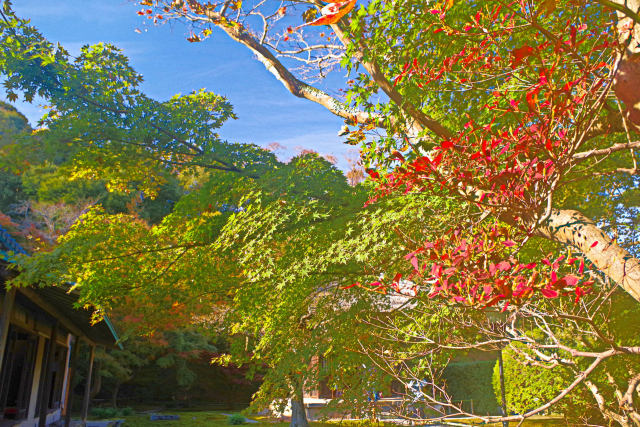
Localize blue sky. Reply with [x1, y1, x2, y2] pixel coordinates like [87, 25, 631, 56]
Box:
[7, 0, 357, 170]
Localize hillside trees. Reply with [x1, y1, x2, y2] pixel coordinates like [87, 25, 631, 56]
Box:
[0, 5, 399, 425]
[0, 101, 29, 210]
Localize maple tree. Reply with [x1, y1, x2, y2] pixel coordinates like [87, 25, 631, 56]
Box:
[0, 15, 443, 419]
[129, 0, 640, 303]
[0, 6, 380, 425]
[2, 0, 640, 424]
[121, 0, 640, 423]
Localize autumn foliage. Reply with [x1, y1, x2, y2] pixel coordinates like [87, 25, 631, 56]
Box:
[361, 1, 622, 307]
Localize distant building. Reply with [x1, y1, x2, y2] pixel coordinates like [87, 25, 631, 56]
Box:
[302, 355, 405, 421]
[0, 225, 119, 427]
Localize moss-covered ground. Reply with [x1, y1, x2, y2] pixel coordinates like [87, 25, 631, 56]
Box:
[96, 409, 564, 427]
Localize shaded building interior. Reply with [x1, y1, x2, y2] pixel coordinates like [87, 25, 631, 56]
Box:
[0, 225, 119, 427]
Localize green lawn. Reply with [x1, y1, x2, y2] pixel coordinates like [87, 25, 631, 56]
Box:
[440, 416, 564, 426]
[109, 410, 563, 427]
[118, 411, 333, 427]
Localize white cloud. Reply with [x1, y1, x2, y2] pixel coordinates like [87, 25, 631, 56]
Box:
[14, 0, 134, 24]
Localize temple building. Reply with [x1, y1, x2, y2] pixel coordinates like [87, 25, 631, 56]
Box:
[0, 225, 119, 427]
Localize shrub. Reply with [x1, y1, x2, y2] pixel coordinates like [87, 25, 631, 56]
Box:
[443, 359, 501, 415]
[492, 343, 586, 416]
[90, 407, 134, 418]
[90, 407, 118, 419]
[227, 414, 246, 425]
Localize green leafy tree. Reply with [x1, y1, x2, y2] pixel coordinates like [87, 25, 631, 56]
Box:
[0, 101, 30, 210]
[3, 1, 640, 425]
[0, 9, 380, 426]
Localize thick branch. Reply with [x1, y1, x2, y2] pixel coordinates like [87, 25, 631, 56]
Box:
[597, 0, 640, 25]
[327, 19, 454, 139]
[199, 11, 382, 127]
[623, 372, 640, 409]
[582, 108, 634, 141]
[573, 140, 640, 160]
[358, 54, 453, 139]
[611, 0, 640, 126]
[584, 380, 631, 426]
[534, 209, 640, 303]
[592, 167, 639, 176]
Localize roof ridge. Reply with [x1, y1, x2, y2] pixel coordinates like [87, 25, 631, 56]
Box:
[0, 223, 28, 256]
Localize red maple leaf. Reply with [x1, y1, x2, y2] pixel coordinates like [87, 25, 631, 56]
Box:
[511, 45, 535, 68]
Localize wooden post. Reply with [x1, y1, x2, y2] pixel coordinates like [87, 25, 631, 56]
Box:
[81, 344, 96, 426]
[498, 348, 509, 427]
[0, 288, 16, 373]
[27, 336, 47, 420]
[64, 336, 81, 427]
[38, 321, 58, 427]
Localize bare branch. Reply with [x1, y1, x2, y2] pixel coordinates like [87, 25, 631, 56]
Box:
[181, 7, 385, 128]
[573, 140, 640, 160]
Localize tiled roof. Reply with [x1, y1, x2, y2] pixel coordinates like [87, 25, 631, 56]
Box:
[0, 224, 28, 259]
[0, 224, 120, 347]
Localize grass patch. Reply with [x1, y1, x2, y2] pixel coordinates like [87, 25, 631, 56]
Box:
[120, 411, 228, 427]
[114, 410, 562, 427]
[118, 411, 328, 427]
[443, 416, 565, 426]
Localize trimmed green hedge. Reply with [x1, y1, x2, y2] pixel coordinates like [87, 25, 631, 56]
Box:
[491, 343, 591, 418]
[227, 413, 246, 425]
[443, 360, 501, 415]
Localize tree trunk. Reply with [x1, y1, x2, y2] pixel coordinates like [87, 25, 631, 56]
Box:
[584, 380, 631, 426]
[611, 0, 640, 127]
[111, 382, 120, 409]
[535, 209, 640, 302]
[90, 360, 102, 399]
[289, 383, 309, 427]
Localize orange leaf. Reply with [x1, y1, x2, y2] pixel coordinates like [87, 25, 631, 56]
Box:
[511, 45, 535, 68]
[309, 0, 357, 26]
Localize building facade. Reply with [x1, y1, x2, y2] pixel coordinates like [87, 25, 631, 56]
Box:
[0, 225, 119, 427]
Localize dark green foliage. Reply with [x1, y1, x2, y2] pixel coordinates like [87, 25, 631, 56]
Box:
[121, 407, 135, 416]
[0, 100, 30, 147]
[90, 406, 133, 419]
[0, 101, 29, 211]
[226, 414, 246, 425]
[443, 360, 501, 415]
[0, 169, 23, 211]
[21, 163, 104, 203]
[492, 292, 640, 423]
[492, 345, 574, 416]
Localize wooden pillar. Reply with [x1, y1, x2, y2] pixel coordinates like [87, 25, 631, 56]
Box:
[64, 336, 80, 427]
[498, 348, 509, 427]
[60, 335, 73, 416]
[81, 344, 96, 425]
[27, 336, 47, 420]
[38, 321, 59, 427]
[0, 288, 16, 373]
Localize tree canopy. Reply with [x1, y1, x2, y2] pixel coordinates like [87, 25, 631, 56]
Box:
[1, 0, 640, 425]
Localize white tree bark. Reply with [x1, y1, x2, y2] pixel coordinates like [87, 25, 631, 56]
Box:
[612, 0, 640, 126]
[535, 209, 640, 302]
